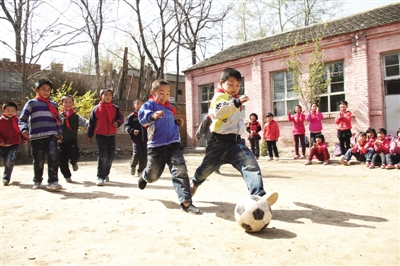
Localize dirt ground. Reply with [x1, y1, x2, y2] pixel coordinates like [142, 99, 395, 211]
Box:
[1, 153, 399, 265]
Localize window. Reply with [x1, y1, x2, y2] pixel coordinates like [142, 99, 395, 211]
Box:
[272, 72, 298, 116]
[319, 61, 345, 112]
[199, 84, 214, 116]
[383, 52, 400, 95]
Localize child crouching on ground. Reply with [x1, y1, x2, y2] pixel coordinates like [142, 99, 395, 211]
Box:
[339, 132, 369, 166]
[304, 133, 330, 165]
[370, 128, 391, 169]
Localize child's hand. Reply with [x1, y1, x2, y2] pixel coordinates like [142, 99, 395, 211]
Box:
[276, 138, 279, 142]
[22, 140, 27, 144]
[112, 121, 118, 128]
[350, 143, 354, 148]
[134, 129, 139, 135]
[239, 95, 249, 104]
[0, 142, 6, 147]
[57, 135, 63, 143]
[287, 109, 291, 115]
[22, 131, 29, 139]
[88, 137, 92, 143]
[175, 118, 184, 127]
[153, 111, 164, 120]
[316, 107, 319, 113]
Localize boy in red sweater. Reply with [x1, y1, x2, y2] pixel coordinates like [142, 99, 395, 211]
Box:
[263, 112, 280, 161]
[0, 102, 27, 186]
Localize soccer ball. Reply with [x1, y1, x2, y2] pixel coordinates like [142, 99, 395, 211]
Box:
[234, 195, 272, 232]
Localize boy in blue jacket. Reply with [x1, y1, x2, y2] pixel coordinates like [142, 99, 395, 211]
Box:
[138, 79, 202, 215]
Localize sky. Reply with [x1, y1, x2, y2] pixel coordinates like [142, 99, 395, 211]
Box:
[0, 0, 399, 74]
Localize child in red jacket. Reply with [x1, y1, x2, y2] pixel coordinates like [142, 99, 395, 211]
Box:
[263, 112, 280, 161]
[339, 132, 370, 165]
[370, 128, 391, 169]
[305, 133, 330, 165]
[0, 102, 28, 186]
[246, 113, 262, 159]
[335, 100, 352, 156]
[288, 105, 306, 159]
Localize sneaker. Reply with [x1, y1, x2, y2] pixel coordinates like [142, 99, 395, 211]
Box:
[395, 164, 400, 169]
[130, 168, 136, 176]
[96, 178, 104, 186]
[105, 176, 109, 182]
[300, 155, 306, 159]
[65, 177, 72, 183]
[275, 157, 279, 161]
[136, 171, 142, 177]
[365, 162, 370, 167]
[190, 183, 198, 197]
[72, 164, 79, 171]
[304, 160, 311, 165]
[47, 182, 62, 190]
[385, 164, 394, 169]
[138, 176, 147, 190]
[2, 179, 10, 186]
[369, 164, 375, 169]
[215, 169, 221, 174]
[32, 182, 42, 190]
[293, 155, 299, 159]
[380, 164, 386, 169]
[181, 203, 203, 215]
[323, 160, 329, 165]
[264, 192, 279, 206]
[268, 157, 273, 161]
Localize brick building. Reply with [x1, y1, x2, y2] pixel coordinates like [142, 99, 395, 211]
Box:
[184, 3, 400, 149]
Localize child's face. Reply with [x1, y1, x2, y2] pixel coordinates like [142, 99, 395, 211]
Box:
[367, 132, 375, 139]
[250, 115, 256, 122]
[151, 84, 170, 104]
[316, 137, 322, 144]
[36, 84, 51, 99]
[311, 104, 318, 112]
[2, 106, 17, 118]
[266, 116, 273, 122]
[133, 101, 143, 111]
[377, 132, 386, 140]
[339, 103, 347, 112]
[397, 132, 400, 138]
[357, 135, 366, 143]
[101, 91, 113, 103]
[295, 106, 302, 113]
[220, 77, 241, 96]
[62, 97, 74, 111]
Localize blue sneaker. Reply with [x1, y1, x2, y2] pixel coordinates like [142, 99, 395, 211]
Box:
[32, 182, 42, 190]
[96, 178, 104, 186]
[47, 182, 62, 190]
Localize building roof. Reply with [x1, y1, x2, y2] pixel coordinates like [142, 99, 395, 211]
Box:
[184, 2, 400, 72]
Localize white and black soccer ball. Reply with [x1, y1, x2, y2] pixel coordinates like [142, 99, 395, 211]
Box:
[234, 195, 272, 232]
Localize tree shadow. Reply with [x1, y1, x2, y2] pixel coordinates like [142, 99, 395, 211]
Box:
[273, 202, 388, 228]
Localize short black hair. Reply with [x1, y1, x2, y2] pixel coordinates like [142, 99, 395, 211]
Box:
[100, 88, 113, 96]
[152, 79, 169, 91]
[220, 68, 242, 83]
[266, 112, 274, 118]
[35, 78, 53, 90]
[377, 128, 387, 135]
[366, 127, 376, 136]
[249, 113, 258, 120]
[2, 101, 18, 111]
[357, 132, 367, 138]
[340, 100, 348, 106]
[315, 133, 325, 143]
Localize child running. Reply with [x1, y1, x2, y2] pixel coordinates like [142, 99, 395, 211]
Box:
[87, 88, 124, 186]
[335, 100, 352, 156]
[246, 113, 262, 159]
[138, 79, 202, 214]
[339, 132, 369, 165]
[288, 105, 306, 159]
[305, 102, 323, 147]
[59, 95, 89, 183]
[304, 133, 330, 165]
[19, 79, 63, 190]
[0, 102, 28, 186]
[191, 68, 278, 208]
[125, 99, 148, 177]
[263, 112, 280, 161]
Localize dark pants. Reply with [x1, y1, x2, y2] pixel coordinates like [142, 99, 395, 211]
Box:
[59, 139, 80, 178]
[0, 144, 19, 181]
[294, 134, 306, 156]
[266, 140, 279, 158]
[249, 138, 260, 157]
[337, 129, 352, 156]
[31, 136, 59, 183]
[130, 142, 147, 173]
[344, 149, 367, 162]
[371, 152, 393, 166]
[309, 132, 321, 147]
[96, 135, 115, 180]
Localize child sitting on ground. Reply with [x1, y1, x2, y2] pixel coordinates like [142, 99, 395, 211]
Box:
[389, 129, 400, 169]
[365, 127, 377, 167]
[304, 133, 330, 165]
[370, 128, 392, 169]
[339, 132, 369, 166]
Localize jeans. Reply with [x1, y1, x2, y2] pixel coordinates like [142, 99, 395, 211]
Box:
[130, 142, 147, 173]
[193, 138, 266, 197]
[96, 135, 115, 180]
[249, 138, 260, 157]
[365, 148, 375, 163]
[343, 149, 366, 162]
[31, 136, 59, 183]
[59, 140, 80, 178]
[143, 142, 191, 204]
[371, 152, 393, 166]
[0, 144, 19, 181]
[266, 140, 279, 158]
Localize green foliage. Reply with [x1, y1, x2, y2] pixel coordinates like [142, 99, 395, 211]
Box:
[260, 141, 267, 157]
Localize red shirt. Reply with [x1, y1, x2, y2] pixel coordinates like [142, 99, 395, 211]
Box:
[263, 120, 280, 141]
[0, 115, 25, 145]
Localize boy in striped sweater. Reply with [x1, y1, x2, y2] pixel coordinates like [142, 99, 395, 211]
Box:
[20, 79, 63, 190]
